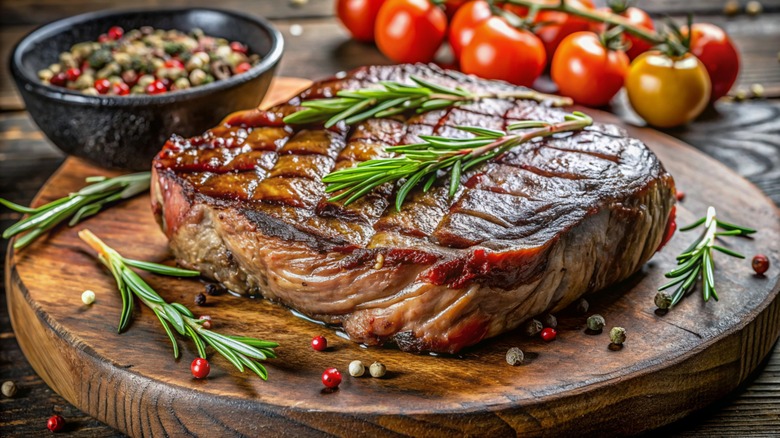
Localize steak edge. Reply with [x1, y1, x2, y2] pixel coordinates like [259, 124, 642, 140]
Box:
[152, 64, 676, 353]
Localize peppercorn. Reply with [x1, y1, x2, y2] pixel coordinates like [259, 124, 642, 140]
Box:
[369, 361, 386, 378]
[82, 87, 100, 96]
[311, 335, 327, 351]
[540, 327, 557, 342]
[348, 360, 365, 377]
[137, 74, 155, 88]
[750, 83, 765, 98]
[610, 327, 627, 345]
[587, 314, 605, 331]
[675, 190, 685, 201]
[174, 77, 191, 90]
[189, 69, 208, 86]
[88, 48, 112, 69]
[746, 1, 763, 16]
[48, 63, 62, 74]
[1, 381, 17, 398]
[723, 0, 740, 16]
[81, 290, 96, 305]
[752, 254, 770, 275]
[74, 74, 94, 89]
[198, 315, 212, 329]
[542, 313, 558, 329]
[194, 293, 206, 306]
[47, 415, 66, 432]
[322, 368, 342, 388]
[506, 347, 524, 366]
[654, 292, 673, 310]
[204, 283, 225, 296]
[130, 85, 145, 95]
[523, 318, 543, 337]
[38, 69, 54, 81]
[191, 357, 210, 378]
[575, 298, 589, 314]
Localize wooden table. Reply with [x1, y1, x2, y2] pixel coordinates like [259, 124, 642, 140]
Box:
[1, 1, 779, 435]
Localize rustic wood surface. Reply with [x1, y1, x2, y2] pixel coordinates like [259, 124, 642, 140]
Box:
[1, 0, 780, 436]
[5, 85, 780, 435]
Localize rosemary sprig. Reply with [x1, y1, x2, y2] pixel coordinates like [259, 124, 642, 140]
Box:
[1, 172, 150, 250]
[323, 111, 593, 210]
[658, 207, 756, 308]
[282, 75, 573, 128]
[78, 230, 278, 380]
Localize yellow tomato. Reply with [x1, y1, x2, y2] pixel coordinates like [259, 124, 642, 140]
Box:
[625, 51, 712, 128]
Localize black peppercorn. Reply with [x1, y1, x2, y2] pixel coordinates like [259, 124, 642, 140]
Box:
[194, 293, 207, 306]
[205, 283, 224, 296]
[542, 313, 558, 329]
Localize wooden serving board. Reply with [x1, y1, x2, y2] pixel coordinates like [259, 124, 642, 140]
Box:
[6, 78, 780, 437]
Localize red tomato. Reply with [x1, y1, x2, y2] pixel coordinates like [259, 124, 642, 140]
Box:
[551, 31, 629, 107]
[534, 0, 595, 59]
[449, 0, 493, 60]
[592, 7, 655, 60]
[336, 0, 386, 42]
[685, 23, 740, 101]
[461, 16, 546, 87]
[375, 0, 447, 63]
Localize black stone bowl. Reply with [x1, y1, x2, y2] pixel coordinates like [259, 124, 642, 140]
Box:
[10, 8, 284, 170]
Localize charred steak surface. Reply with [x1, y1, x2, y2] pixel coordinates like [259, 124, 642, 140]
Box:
[152, 64, 675, 353]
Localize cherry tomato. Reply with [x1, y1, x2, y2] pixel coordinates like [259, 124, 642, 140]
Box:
[336, 0, 386, 42]
[592, 6, 655, 60]
[684, 23, 740, 101]
[625, 51, 711, 128]
[449, 0, 493, 60]
[461, 16, 546, 87]
[375, 0, 447, 63]
[551, 32, 629, 107]
[534, 0, 595, 59]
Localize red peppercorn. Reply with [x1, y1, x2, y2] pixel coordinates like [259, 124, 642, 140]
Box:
[98, 33, 110, 43]
[164, 59, 185, 69]
[230, 41, 248, 54]
[94, 78, 111, 94]
[234, 62, 252, 74]
[191, 357, 210, 379]
[322, 368, 342, 389]
[146, 79, 167, 95]
[65, 67, 81, 82]
[112, 82, 130, 96]
[540, 327, 557, 342]
[675, 190, 685, 201]
[752, 254, 770, 275]
[107, 26, 124, 40]
[49, 72, 67, 87]
[198, 315, 212, 329]
[47, 415, 65, 432]
[311, 335, 327, 351]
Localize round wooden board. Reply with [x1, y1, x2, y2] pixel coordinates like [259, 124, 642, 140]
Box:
[6, 78, 780, 437]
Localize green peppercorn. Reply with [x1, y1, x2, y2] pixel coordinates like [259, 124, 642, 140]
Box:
[654, 292, 672, 310]
[163, 41, 184, 55]
[186, 55, 204, 71]
[189, 69, 207, 86]
[113, 52, 132, 69]
[97, 62, 121, 79]
[74, 74, 94, 89]
[137, 74, 155, 88]
[82, 87, 99, 96]
[107, 75, 123, 85]
[174, 77, 191, 90]
[88, 48, 112, 69]
[587, 314, 605, 331]
[191, 28, 205, 39]
[131, 85, 146, 94]
[59, 52, 77, 68]
[609, 327, 626, 345]
[71, 42, 95, 59]
[506, 347, 524, 366]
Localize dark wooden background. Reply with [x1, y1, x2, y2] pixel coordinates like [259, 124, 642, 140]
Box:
[1, 0, 779, 435]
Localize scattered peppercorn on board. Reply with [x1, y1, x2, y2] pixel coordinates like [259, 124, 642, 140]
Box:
[6, 78, 780, 436]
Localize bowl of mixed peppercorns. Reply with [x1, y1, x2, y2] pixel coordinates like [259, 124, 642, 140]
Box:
[10, 8, 283, 170]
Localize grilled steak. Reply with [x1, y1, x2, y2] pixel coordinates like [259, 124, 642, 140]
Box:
[152, 64, 675, 353]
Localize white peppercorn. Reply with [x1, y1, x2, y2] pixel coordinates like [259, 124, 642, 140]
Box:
[1, 381, 17, 398]
[348, 360, 365, 377]
[506, 347, 524, 366]
[81, 290, 96, 305]
[369, 362, 386, 378]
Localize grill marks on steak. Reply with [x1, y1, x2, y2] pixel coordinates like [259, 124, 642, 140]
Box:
[152, 63, 675, 353]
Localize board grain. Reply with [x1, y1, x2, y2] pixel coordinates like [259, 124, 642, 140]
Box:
[5, 78, 780, 437]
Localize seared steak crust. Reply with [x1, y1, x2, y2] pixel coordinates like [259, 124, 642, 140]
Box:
[152, 64, 675, 353]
